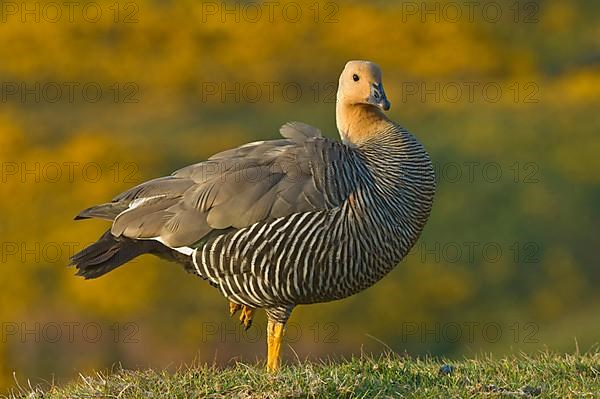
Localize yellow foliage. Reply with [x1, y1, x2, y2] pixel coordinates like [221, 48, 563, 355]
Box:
[551, 69, 600, 104]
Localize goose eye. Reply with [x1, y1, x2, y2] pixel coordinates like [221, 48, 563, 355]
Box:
[352, 74, 359, 82]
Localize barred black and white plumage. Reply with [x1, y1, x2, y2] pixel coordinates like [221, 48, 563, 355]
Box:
[70, 60, 436, 370]
[187, 126, 434, 323]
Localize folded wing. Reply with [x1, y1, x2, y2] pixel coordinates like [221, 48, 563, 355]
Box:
[77, 122, 356, 249]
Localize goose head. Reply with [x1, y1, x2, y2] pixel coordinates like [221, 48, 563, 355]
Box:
[336, 60, 393, 144]
[337, 60, 390, 112]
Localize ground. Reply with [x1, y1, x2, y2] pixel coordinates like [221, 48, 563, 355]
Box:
[6, 351, 598, 398]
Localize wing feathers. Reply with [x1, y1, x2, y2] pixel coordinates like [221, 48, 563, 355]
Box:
[79, 121, 354, 250]
[279, 121, 322, 140]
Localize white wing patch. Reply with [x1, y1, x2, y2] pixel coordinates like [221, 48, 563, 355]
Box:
[152, 236, 194, 256]
[129, 195, 167, 210]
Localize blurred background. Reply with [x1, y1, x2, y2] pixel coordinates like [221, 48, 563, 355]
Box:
[0, 0, 598, 391]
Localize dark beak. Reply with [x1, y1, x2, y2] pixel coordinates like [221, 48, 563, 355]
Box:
[369, 83, 391, 111]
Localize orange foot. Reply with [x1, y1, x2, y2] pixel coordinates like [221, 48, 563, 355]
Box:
[229, 302, 255, 330]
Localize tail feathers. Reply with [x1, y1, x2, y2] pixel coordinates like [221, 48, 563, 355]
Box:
[74, 202, 129, 221]
[70, 230, 153, 279]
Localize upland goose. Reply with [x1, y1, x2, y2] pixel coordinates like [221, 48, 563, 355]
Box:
[71, 60, 435, 371]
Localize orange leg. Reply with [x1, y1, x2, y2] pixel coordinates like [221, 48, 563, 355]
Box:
[266, 319, 285, 372]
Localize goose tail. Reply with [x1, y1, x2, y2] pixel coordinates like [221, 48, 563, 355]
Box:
[70, 230, 151, 279]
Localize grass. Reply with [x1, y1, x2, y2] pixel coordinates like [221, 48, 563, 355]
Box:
[6, 350, 598, 398]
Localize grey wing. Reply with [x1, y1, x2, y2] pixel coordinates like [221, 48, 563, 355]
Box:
[278, 121, 322, 140]
[78, 122, 354, 249]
